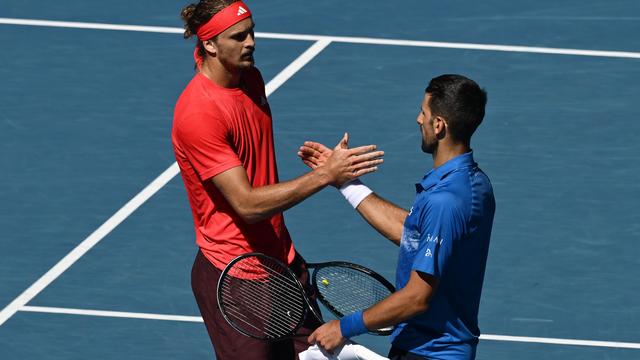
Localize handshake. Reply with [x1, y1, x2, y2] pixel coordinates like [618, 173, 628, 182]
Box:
[297, 132, 384, 187]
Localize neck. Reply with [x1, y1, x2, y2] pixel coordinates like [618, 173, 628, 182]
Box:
[199, 59, 242, 88]
[432, 142, 470, 168]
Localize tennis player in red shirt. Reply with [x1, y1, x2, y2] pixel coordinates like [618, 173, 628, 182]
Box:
[172, 1, 384, 359]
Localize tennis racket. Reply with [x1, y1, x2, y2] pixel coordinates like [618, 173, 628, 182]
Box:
[217, 252, 395, 341]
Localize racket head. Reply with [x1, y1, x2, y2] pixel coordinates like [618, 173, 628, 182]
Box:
[217, 253, 309, 340]
[311, 261, 396, 335]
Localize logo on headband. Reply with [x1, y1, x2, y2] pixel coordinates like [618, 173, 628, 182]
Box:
[237, 6, 247, 16]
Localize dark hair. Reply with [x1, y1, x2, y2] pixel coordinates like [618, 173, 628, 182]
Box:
[425, 74, 487, 143]
[180, 0, 237, 60]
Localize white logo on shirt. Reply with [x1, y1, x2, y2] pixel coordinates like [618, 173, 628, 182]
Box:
[426, 233, 444, 245]
[237, 6, 248, 16]
[425, 249, 432, 257]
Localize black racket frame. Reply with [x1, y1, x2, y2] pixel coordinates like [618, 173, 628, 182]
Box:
[309, 261, 396, 317]
[217, 252, 321, 340]
[217, 253, 397, 340]
[309, 261, 396, 335]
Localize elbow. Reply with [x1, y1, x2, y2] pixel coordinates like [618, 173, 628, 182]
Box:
[412, 300, 429, 315]
[234, 204, 267, 224]
[236, 208, 263, 224]
[405, 289, 431, 316]
[388, 217, 408, 244]
[396, 270, 436, 319]
[405, 299, 429, 318]
[387, 233, 402, 245]
[242, 214, 263, 224]
[228, 194, 271, 224]
[386, 226, 404, 245]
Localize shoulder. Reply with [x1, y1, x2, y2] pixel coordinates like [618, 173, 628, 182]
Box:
[174, 75, 226, 121]
[175, 76, 211, 117]
[440, 167, 474, 188]
[412, 188, 463, 224]
[173, 103, 228, 144]
[424, 189, 463, 214]
[430, 167, 477, 204]
[473, 167, 494, 189]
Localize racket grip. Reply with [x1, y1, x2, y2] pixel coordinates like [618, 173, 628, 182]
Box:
[340, 310, 368, 338]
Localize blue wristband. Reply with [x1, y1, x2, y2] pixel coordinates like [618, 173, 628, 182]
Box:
[339, 310, 368, 338]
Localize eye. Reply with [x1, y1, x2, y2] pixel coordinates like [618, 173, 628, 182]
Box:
[230, 30, 247, 40]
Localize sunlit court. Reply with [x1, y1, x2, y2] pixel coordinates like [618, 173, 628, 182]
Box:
[1, 1, 639, 359]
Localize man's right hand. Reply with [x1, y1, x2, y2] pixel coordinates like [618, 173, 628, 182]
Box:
[300, 133, 384, 187]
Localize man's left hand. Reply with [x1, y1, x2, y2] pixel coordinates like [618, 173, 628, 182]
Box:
[307, 319, 346, 353]
[298, 141, 332, 169]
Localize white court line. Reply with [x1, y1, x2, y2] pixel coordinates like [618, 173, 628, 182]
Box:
[17, 306, 640, 350]
[0, 18, 183, 34]
[0, 39, 330, 327]
[0, 163, 180, 327]
[265, 39, 332, 95]
[1, 17, 640, 59]
[2, 16, 639, 351]
[480, 334, 640, 350]
[20, 306, 203, 323]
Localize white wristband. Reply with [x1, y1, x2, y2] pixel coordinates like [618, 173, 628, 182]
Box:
[339, 179, 373, 209]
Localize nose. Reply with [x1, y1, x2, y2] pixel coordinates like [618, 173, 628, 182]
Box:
[416, 113, 423, 125]
[245, 32, 255, 49]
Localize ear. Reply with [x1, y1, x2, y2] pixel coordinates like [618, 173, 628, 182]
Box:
[203, 40, 217, 56]
[433, 115, 447, 136]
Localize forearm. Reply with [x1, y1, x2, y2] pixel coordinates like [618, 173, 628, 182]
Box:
[232, 168, 331, 223]
[355, 193, 408, 245]
[218, 137, 382, 224]
[340, 271, 436, 339]
[311, 292, 427, 353]
[362, 283, 429, 331]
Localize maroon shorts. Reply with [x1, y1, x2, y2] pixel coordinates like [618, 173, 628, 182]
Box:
[191, 250, 323, 360]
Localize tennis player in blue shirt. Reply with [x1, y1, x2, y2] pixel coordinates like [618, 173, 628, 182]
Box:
[300, 74, 495, 360]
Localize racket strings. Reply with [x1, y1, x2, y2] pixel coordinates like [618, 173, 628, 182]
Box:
[220, 274, 305, 323]
[223, 301, 296, 338]
[222, 264, 304, 316]
[220, 281, 302, 337]
[219, 256, 308, 339]
[233, 260, 303, 291]
[227, 259, 307, 309]
[221, 280, 303, 339]
[315, 267, 392, 316]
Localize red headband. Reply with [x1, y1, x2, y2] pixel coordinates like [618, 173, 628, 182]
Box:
[194, 1, 252, 67]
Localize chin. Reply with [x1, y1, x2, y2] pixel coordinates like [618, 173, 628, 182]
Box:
[421, 142, 435, 154]
[238, 61, 255, 70]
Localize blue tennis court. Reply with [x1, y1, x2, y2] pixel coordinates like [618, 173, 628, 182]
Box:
[1, 1, 639, 359]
